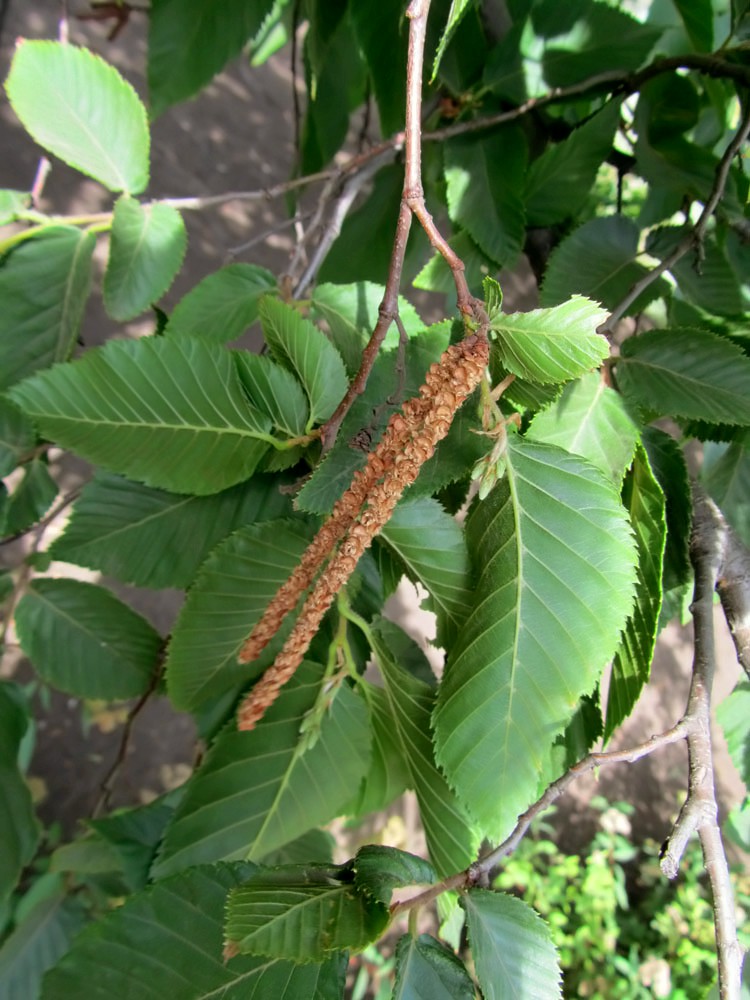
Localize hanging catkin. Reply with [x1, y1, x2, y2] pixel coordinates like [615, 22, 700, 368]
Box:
[237, 332, 489, 731]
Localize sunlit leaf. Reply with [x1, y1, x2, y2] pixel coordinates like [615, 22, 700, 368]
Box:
[15, 579, 161, 699]
[703, 434, 750, 547]
[434, 436, 636, 838]
[491, 297, 609, 385]
[166, 264, 277, 343]
[464, 889, 562, 1000]
[6, 41, 149, 193]
[103, 196, 186, 321]
[10, 336, 274, 495]
[527, 372, 639, 485]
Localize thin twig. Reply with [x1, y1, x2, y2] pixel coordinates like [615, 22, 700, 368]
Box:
[91, 659, 165, 818]
[602, 99, 750, 333]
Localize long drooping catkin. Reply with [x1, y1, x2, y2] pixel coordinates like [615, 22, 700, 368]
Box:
[237, 333, 489, 731]
[238, 332, 484, 665]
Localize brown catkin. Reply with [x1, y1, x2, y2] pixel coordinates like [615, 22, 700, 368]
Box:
[236, 334, 489, 730]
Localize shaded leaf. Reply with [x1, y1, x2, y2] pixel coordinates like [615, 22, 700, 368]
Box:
[0, 227, 95, 391]
[154, 664, 370, 876]
[646, 226, 745, 317]
[703, 435, 750, 547]
[226, 863, 388, 963]
[541, 216, 668, 312]
[673, 0, 713, 52]
[1, 459, 58, 539]
[394, 933, 475, 1000]
[371, 620, 480, 876]
[350, 681, 411, 816]
[165, 518, 313, 711]
[50, 471, 291, 589]
[10, 336, 274, 495]
[380, 497, 471, 646]
[464, 889, 562, 1000]
[259, 828, 336, 868]
[616, 328, 750, 425]
[15, 579, 161, 699]
[350, 0, 407, 135]
[6, 41, 149, 193]
[0, 683, 40, 903]
[104, 196, 186, 321]
[353, 845, 436, 906]
[642, 427, 692, 592]
[434, 436, 636, 837]
[604, 445, 666, 741]
[491, 296, 609, 385]
[0, 889, 85, 1000]
[527, 372, 639, 485]
[148, 0, 277, 115]
[445, 127, 527, 268]
[259, 298, 348, 428]
[42, 863, 346, 999]
[166, 264, 277, 343]
[0, 398, 34, 477]
[525, 101, 621, 226]
[234, 352, 309, 436]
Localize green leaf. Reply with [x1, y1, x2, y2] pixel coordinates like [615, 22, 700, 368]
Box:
[259, 298, 348, 429]
[0, 890, 85, 1000]
[703, 435, 750, 548]
[353, 845, 436, 905]
[673, 0, 713, 51]
[491, 296, 609, 385]
[615, 328, 750, 425]
[432, 0, 476, 80]
[604, 445, 666, 742]
[15, 579, 161, 699]
[103, 196, 186, 321]
[527, 372, 639, 485]
[371, 620, 480, 876]
[259, 828, 336, 868]
[148, 0, 277, 116]
[234, 353, 309, 436]
[10, 336, 274, 495]
[42, 863, 346, 999]
[0, 683, 40, 903]
[49, 835, 124, 878]
[164, 518, 312, 711]
[394, 933, 475, 1000]
[646, 227, 745, 317]
[434, 436, 636, 837]
[0, 190, 31, 225]
[642, 427, 691, 592]
[525, 101, 621, 227]
[0, 227, 95, 391]
[716, 683, 750, 785]
[541, 216, 668, 313]
[413, 229, 494, 299]
[445, 127, 527, 267]
[154, 664, 370, 875]
[50, 471, 291, 589]
[350, 0, 408, 135]
[380, 497, 472, 646]
[1, 459, 58, 539]
[464, 889, 562, 1000]
[350, 682, 410, 816]
[5, 41, 149, 193]
[89, 791, 183, 891]
[166, 264, 277, 343]
[226, 863, 388, 962]
[0, 398, 34, 477]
